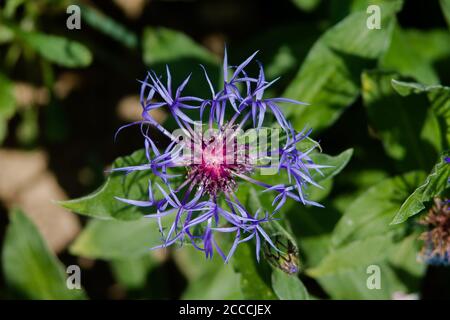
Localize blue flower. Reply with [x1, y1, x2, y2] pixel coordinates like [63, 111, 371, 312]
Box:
[114, 49, 325, 262]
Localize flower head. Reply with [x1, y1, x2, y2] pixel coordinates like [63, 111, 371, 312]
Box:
[418, 198, 450, 266]
[114, 49, 325, 262]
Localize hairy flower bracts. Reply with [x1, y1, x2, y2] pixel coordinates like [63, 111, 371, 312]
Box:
[114, 49, 327, 262]
[419, 198, 450, 266]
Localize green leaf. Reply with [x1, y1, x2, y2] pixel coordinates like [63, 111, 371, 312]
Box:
[283, 0, 402, 132]
[142, 27, 218, 66]
[315, 234, 424, 299]
[232, 242, 277, 300]
[2, 0, 26, 19]
[440, 0, 450, 28]
[0, 74, 16, 119]
[391, 154, 450, 224]
[16, 29, 92, 68]
[2, 209, 86, 299]
[389, 234, 425, 280]
[70, 217, 166, 259]
[401, 29, 450, 63]
[291, 0, 321, 12]
[316, 261, 407, 299]
[362, 71, 441, 170]
[60, 149, 153, 220]
[310, 148, 353, 183]
[391, 79, 450, 148]
[172, 246, 242, 299]
[0, 24, 14, 44]
[307, 234, 396, 277]
[80, 4, 138, 49]
[391, 80, 433, 96]
[296, 233, 334, 269]
[391, 79, 450, 99]
[271, 269, 309, 300]
[110, 255, 158, 290]
[309, 172, 427, 298]
[173, 246, 210, 282]
[332, 171, 425, 247]
[0, 73, 16, 144]
[380, 26, 450, 84]
[182, 265, 242, 299]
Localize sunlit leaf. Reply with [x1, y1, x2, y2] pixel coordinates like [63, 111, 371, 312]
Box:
[332, 171, 425, 246]
[380, 25, 450, 84]
[180, 247, 242, 300]
[271, 269, 309, 300]
[142, 27, 218, 66]
[16, 29, 92, 67]
[440, 0, 450, 28]
[2, 209, 86, 299]
[70, 217, 167, 259]
[316, 261, 406, 299]
[232, 242, 277, 300]
[316, 234, 424, 299]
[311, 172, 427, 298]
[309, 148, 353, 182]
[182, 265, 243, 299]
[391, 154, 450, 224]
[283, 0, 402, 132]
[307, 234, 396, 277]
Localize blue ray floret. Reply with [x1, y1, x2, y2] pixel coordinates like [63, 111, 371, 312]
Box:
[114, 49, 326, 262]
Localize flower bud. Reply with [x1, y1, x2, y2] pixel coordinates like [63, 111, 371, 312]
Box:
[264, 234, 300, 274]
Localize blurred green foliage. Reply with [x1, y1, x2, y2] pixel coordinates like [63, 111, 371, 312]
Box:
[2, 209, 86, 299]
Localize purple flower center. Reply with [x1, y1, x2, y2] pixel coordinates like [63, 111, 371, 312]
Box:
[186, 130, 252, 196]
